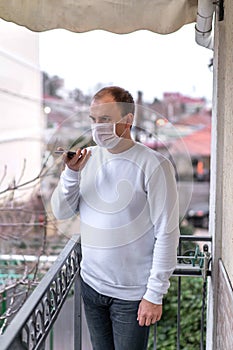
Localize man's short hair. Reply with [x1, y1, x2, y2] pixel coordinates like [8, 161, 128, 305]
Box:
[93, 86, 135, 116]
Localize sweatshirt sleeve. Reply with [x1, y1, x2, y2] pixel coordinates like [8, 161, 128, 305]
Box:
[143, 158, 180, 305]
[51, 166, 81, 220]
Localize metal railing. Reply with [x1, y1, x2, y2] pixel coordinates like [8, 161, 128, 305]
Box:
[0, 234, 81, 350]
[0, 234, 212, 350]
[152, 235, 212, 350]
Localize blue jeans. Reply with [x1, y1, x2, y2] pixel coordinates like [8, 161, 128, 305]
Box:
[81, 278, 150, 350]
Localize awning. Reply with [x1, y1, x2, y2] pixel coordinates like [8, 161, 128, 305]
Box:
[0, 0, 198, 34]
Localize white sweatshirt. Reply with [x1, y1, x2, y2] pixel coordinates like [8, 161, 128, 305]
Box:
[51, 142, 179, 304]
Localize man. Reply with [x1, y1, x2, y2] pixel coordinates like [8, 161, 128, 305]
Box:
[51, 86, 179, 350]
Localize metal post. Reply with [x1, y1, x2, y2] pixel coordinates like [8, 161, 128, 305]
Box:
[153, 323, 157, 350]
[177, 238, 182, 350]
[0, 291, 7, 329]
[49, 328, 54, 350]
[177, 276, 181, 350]
[74, 273, 82, 350]
[200, 244, 211, 350]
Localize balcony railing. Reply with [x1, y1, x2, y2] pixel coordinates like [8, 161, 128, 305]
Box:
[0, 234, 212, 350]
[153, 235, 212, 350]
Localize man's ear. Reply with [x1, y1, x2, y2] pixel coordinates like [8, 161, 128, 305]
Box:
[126, 113, 134, 128]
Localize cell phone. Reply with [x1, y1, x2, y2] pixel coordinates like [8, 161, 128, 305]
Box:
[54, 150, 80, 159]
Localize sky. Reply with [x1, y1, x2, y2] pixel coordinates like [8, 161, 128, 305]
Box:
[39, 23, 213, 103]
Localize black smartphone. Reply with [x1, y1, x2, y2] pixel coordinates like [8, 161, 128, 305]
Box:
[54, 150, 79, 159]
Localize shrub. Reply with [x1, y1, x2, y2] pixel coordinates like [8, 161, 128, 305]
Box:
[148, 276, 204, 350]
[147, 222, 206, 349]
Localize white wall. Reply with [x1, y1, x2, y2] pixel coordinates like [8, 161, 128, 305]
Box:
[211, 0, 233, 293]
[207, 0, 233, 348]
[219, 0, 233, 284]
[0, 19, 44, 197]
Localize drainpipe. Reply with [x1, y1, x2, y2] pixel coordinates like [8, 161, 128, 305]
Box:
[195, 0, 215, 50]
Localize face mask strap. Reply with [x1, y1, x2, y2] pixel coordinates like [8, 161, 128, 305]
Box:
[114, 115, 128, 137]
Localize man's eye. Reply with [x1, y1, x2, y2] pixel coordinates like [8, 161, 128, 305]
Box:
[89, 116, 95, 123]
[89, 115, 112, 123]
[100, 116, 112, 122]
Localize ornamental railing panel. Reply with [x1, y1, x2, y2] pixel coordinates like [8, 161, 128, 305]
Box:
[0, 234, 81, 350]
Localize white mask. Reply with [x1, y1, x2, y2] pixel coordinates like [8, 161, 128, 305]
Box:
[91, 122, 125, 149]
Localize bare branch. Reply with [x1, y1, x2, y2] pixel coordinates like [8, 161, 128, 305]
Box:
[0, 165, 7, 187]
[0, 147, 63, 331]
[16, 158, 27, 185]
[0, 150, 53, 195]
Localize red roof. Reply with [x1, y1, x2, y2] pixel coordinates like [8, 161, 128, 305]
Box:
[176, 113, 211, 127]
[170, 113, 211, 157]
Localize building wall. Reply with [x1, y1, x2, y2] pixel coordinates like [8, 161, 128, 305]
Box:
[0, 19, 43, 197]
[216, 260, 233, 350]
[207, 0, 233, 348]
[219, 0, 233, 285]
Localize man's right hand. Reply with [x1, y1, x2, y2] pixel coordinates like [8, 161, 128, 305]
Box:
[58, 147, 92, 172]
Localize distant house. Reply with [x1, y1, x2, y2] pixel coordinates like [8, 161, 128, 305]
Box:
[136, 92, 211, 181]
[163, 92, 207, 119]
[169, 112, 211, 181]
